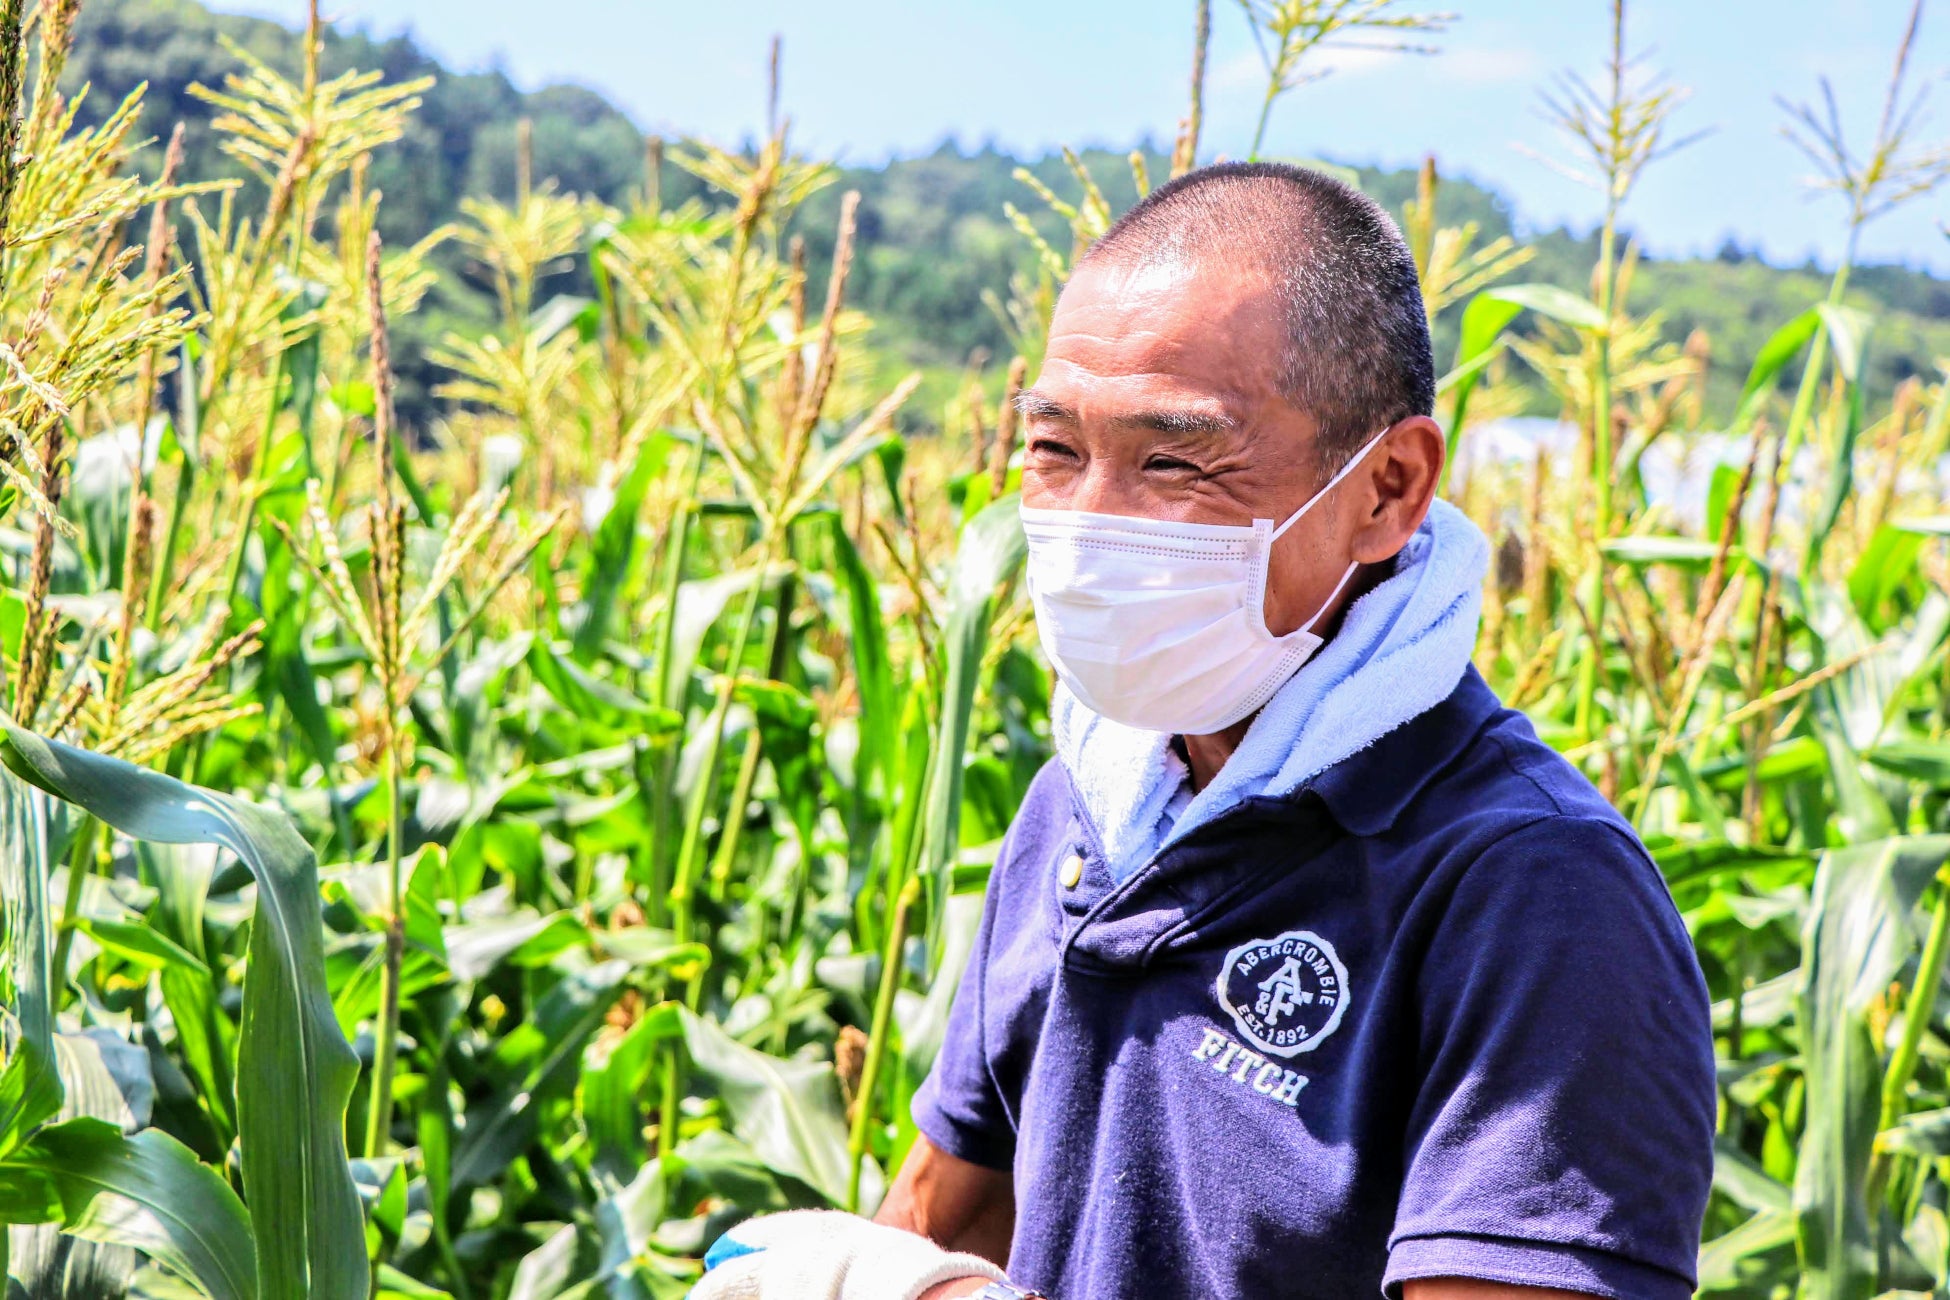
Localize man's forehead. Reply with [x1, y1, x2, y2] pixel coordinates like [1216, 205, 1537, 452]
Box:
[1053, 254, 1278, 327]
[1039, 254, 1288, 401]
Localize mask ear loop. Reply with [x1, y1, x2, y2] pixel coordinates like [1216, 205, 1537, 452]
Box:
[1301, 561, 1362, 635]
[1263, 423, 1392, 640]
[1268, 423, 1395, 543]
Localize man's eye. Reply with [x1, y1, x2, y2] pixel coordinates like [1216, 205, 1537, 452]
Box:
[1145, 455, 1200, 473]
[1028, 438, 1080, 461]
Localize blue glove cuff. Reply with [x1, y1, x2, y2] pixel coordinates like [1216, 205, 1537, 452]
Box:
[702, 1233, 763, 1273]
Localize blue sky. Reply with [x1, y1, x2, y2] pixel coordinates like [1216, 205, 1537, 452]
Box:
[212, 0, 1950, 272]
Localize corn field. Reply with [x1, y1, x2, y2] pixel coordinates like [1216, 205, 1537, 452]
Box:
[0, 0, 1948, 1296]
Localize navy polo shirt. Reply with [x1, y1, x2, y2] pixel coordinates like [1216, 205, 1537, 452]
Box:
[913, 667, 1714, 1299]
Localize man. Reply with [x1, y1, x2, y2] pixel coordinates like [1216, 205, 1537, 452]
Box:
[694, 162, 1715, 1300]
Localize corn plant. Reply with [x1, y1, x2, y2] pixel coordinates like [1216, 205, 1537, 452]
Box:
[2, 2, 1950, 1299]
[1235, 0, 1453, 158]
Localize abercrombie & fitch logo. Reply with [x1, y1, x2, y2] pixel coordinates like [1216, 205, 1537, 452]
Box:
[1191, 1027, 1307, 1106]
[1216, 929, 1350, 1058]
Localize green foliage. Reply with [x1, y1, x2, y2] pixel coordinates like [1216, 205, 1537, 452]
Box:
[1, 719, 367, 1299]
[3, 1119, 256, 1300]
[2, 2, 1950, 1299]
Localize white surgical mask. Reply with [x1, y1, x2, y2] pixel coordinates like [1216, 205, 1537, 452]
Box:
[1020, 424, 1390, 736]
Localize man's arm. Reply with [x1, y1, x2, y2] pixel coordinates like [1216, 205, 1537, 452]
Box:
[1405, 1282, 1597, 1299]
[876, 1133, 1015, 1265]
[874, 1154, 1594, 1300]
[1388, 816, 1715, 1297]
[877, 1136, 1015, 1300]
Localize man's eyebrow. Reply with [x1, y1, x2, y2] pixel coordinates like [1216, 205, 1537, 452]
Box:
[1118, 407, 1238, 436]
[1014, 389, 1075, 423]
[1013, 389, 1237, 436]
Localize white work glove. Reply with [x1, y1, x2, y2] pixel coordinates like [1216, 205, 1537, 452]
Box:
[691, 1209, 1005, 1300]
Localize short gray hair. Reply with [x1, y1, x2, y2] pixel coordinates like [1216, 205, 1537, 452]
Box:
[1079, 161, 1435, 470]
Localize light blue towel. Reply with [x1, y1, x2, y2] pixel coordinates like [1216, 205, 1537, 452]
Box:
[1053, 498, 1490, 881]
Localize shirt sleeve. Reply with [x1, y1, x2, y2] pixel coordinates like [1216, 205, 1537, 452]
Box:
[1385, 814, 1716, 1300]
[910, 852, 1018, 1172]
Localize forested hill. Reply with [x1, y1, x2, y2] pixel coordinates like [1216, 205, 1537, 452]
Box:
[68, 0, 648, 247]
[68, 0, 1950, 422]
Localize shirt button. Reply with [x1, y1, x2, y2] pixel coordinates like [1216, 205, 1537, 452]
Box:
[1059, 853, 1084, 889]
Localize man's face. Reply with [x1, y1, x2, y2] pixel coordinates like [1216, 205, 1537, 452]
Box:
[1018, 254, 1366, 638]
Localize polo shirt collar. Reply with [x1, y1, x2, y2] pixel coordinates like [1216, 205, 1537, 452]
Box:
[1297, 665, 1503, 837]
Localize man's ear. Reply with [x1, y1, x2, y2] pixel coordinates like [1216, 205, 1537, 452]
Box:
[1350, 415, 1443, 565]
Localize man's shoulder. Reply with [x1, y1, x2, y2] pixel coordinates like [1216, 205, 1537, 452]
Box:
[1405, 691, 1642, 848]
[1406, 699, 1679, 927]
[1478, 703, 1625, 818]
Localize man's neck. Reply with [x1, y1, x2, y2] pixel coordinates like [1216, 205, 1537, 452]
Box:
[1180, 723, 1250, 792]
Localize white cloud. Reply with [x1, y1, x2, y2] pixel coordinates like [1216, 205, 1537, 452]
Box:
[1439, 45, 1545, 86]
[1211, 50, 1269, 92]
[1209, 41, 1540, 93]
[1312, 43, 1413, 79]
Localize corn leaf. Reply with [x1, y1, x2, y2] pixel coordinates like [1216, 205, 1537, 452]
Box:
[1816, 304, 1873, 385]
[897, 889, 988, 1078]
[0, 773, 61, 1157]
[72, 918, 207, 974]
[1439, 290, 1526, 475]
[1895, 516, 1950, 538]
[0, 1117, 255, 1300]
[527, 636, 680, 736]
[1793, 834, 1950, 1300]
[1807, 313, 1874, 572]
[920, 496, 1026, 953]
[574, 433, 668, 664]
[582, 1004, 680, 1179]
[1596, 535, 1721, 569]
[592, 1158, 662, 1300]
[141, 843, 236, 1148]
[1846, 525, 1924, 631]
[506, 1224, 581, 1300]
[826, 514, 895, 806]
[1866, 741, 1950, 787]
[1652, 837, 1812, 886]
[450, 960, 630, 1193]
[1714, 1139, 1791, 1213]
[1878, 1106, 1950, 1158]
[1732, 307, 1822, 433]
[0, 719, 368, 1300]
[678, 1006, 879, 1210]
[1697, 1208, 1796, 1294]
[1481, 282, 1606, 331]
